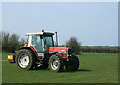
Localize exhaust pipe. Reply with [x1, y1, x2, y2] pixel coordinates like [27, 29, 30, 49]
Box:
[55, 32, 58, 47]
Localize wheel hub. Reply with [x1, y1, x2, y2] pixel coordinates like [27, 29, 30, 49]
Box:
[18, 54, 29, 68]
[51, 59, 59, 70]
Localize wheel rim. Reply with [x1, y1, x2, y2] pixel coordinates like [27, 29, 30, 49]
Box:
[51, 59, 59, 70]
[18, 53, 30, 68]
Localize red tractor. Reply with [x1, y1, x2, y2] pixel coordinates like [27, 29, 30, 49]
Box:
[8, 30, 79, 72]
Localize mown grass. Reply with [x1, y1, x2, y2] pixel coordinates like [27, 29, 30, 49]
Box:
[2, 52, 118, 83]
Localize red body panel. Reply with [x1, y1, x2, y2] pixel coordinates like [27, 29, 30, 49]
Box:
[22, 46, 68, 59]
[47, 47, 68, 59]
[29, 46, 38, 57]
[20, 46, 39, 57]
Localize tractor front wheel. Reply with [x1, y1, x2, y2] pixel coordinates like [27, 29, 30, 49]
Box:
[49, 55, 64, 72]
[66, 55, 79, 71]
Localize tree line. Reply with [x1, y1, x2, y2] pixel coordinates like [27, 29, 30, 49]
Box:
[65, 37, 118, 54]
[1, 31, 25, 53]
[0, 32, 118, 53]
[80, 46, 119, 53]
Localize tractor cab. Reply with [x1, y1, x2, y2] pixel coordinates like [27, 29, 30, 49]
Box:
[25, 30, 54, 52]
[24, 30, 56, 60]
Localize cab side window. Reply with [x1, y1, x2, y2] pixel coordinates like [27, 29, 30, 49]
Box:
[31, 35, 43, 52]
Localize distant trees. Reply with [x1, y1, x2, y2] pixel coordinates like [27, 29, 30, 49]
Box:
[1, 31, 118, 53]
[2, 32, 10, 52]
[1, 31, 26, 53]
[66, 36, 118, 54]
[19, 38, 26, 47]
[66, 37, 81, 54]
[80, 46, 118, 53]
[9, 34, 19, 53]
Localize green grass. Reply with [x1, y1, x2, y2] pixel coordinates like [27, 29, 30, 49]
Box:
[2, 52, 118, 83]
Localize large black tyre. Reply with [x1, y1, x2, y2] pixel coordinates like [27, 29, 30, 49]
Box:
[66, 55, 79, 71]
[49, 55, 64, 72]
[15, 49, 36, 70]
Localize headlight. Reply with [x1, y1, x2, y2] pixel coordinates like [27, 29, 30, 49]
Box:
[60, 50, 66, 53]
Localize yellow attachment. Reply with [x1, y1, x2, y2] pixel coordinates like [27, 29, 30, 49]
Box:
[8, 55, 15, 63]
[24, 41, 28, 47]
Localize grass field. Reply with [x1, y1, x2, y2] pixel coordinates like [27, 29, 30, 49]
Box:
[2, 52, 118, 83]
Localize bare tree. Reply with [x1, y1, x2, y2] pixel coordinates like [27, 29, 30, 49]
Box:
[2, 32, 10, 52]
[66, 37, 81, 54]
[19, 38, 26, 47]
[9, 34, 19, 53]
[1, 31, 27, 53]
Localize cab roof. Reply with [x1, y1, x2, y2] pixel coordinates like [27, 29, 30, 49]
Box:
[25, 32, 54, 36]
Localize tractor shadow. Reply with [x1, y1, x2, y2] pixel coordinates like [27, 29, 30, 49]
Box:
[32, 67, 91, 72]
[32, 68, 91, 73]
[61, 69, 91, 73]
[78, 69, 91, 71]
[32, 68, 49, 70]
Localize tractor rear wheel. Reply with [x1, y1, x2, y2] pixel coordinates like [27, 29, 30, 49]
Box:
[16, 49, 36, 70]
[49, 55, 64, 72]
[66, 55, 79, 71]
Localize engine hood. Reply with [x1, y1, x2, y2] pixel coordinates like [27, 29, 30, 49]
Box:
[47, 47, 68, 53]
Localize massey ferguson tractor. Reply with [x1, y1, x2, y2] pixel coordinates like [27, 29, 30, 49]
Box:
[8, 30, 79, 72]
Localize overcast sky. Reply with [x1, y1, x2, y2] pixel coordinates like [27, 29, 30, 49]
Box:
[2, 2, 118, 46]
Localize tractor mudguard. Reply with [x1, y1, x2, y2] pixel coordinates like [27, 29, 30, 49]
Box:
[19, 46, 38, 58]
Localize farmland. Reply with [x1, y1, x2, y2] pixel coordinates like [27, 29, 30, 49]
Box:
[2, 52, 118, 83]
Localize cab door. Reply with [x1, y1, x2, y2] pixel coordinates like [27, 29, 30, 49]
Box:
[31, 35, 44, 57]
